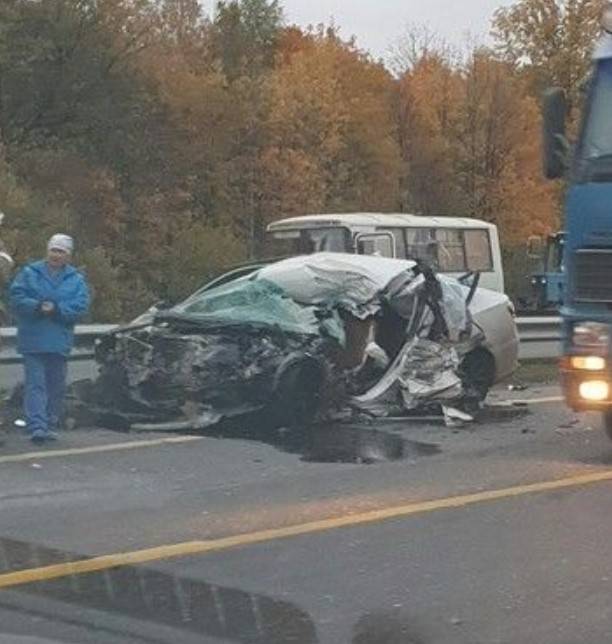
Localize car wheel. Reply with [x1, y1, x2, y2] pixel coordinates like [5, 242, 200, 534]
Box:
[460, 349, 495, 403]
[270, 356, 325, 427]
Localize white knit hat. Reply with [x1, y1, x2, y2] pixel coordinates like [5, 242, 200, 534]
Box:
[48, 233, 74, 254]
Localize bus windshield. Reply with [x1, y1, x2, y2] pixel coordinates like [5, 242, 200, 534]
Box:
[579, 58, 612, 180]
[265, 227, 351, 257]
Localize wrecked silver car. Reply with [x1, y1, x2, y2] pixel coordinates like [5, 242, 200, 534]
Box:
[92, 254, 518, 430]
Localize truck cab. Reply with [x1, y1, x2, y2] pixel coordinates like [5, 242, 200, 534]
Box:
[543, 11, 612, 432]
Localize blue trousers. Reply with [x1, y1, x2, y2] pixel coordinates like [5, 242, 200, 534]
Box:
[23, 353, 68, 434]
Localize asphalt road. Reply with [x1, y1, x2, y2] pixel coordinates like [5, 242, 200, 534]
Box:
[2, 384, 612, 643]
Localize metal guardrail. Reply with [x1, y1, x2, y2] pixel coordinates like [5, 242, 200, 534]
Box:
[0, 319, 561, 365]
[0, 325, 117, 365]
[516, 317, 561, 360]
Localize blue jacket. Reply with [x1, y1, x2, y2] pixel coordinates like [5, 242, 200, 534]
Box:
[9, 260, 90, 355]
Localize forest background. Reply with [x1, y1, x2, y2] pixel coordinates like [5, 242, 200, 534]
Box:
[0, 0, 602, 319]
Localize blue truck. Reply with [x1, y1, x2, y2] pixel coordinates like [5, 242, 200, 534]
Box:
[543, 6, 612, 436]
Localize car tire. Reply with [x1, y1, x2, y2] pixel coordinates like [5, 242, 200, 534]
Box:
[460, 349, 496, 403]
[269, 355, 325, 427]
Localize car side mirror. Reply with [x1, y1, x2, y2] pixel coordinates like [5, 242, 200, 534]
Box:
[542, 88, 569, 179]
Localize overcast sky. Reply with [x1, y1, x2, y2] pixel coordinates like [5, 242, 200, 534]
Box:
[201, 0, 516, 59]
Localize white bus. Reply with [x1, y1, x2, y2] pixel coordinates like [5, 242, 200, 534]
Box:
[266, 213, 504, 293]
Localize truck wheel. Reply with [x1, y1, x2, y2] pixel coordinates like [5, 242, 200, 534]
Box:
[602, 411, 612, 441]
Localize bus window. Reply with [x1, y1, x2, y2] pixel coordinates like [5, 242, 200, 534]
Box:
[356, 233, 394, 258]
[267, 227, 351, 256]
[405, 228, 436, 264]
[380, 228, 407, 259]
[435, 229, 467, 272]
[464, 229, 493, 271]
[305, 228, 350, 252]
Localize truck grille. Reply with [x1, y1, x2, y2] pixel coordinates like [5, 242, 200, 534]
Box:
[575, 250, 612, 303]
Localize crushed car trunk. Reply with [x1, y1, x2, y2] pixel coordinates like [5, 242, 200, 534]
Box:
[88, 253, 516, 430]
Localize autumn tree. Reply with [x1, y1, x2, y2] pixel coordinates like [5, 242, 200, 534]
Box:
[389, 24, 460, 77]
[0, 0, 158, 148]
[397, 39, 557, 242]
[262, 29, 401, 218]
[455, 50, 558, 241]
[210, 0, 283, 79]
[0, 0, 569, 318]
[397, 53, 465, 215]
[492, 0, 604, 111]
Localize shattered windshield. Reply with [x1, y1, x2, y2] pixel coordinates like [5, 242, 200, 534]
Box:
[170, 276, 329, 337]
[579, 58, 612, 180]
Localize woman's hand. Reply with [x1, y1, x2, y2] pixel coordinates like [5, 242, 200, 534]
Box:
[39, 301, 56, 315]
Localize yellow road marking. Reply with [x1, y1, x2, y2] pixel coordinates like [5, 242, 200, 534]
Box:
[0, 436, 203, 465]
[3, 467, 612, 589]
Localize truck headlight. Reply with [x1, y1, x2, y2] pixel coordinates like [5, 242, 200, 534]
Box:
[570, 356, 606, 371]
[572, 322, 610, 348]
[579, 381, 610, 402]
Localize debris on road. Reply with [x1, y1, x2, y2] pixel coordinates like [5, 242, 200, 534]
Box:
[81, 253, 518, 431]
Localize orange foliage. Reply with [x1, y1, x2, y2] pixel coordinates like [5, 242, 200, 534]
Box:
[398, 48, 558, 244]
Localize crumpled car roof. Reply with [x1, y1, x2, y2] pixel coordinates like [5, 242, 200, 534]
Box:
[257, 253, 418, 308]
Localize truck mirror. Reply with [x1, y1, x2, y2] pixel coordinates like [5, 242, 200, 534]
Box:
[527, 235, 544, 259]
[542, 88, 569, 179]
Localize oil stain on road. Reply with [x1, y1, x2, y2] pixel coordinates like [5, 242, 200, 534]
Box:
[193, 422, 441, 465]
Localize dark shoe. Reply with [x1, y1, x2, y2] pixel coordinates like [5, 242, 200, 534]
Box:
[46, 431, 59, 441]
[31, 429, 47, 444]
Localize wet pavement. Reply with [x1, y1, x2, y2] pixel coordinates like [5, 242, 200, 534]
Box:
[4, 391, 612, 643]
[0, 538, 317, 644]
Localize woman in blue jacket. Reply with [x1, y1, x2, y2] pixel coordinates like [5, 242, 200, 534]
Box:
[10, 234, 90, 443]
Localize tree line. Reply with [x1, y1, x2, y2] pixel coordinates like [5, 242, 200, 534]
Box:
[0, 0, 603, 319]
